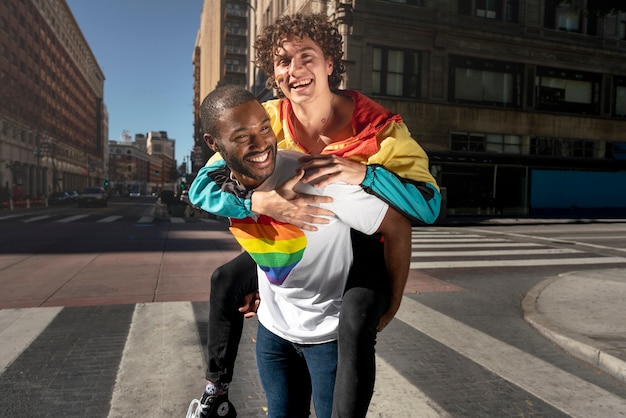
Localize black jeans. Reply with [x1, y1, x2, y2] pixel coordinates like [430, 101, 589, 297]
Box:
[206, 230, 390, 418]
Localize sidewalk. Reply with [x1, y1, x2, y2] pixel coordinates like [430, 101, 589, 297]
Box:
[523, 268, 626, 384]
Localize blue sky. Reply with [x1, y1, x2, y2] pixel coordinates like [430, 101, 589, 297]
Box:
[66, 0, 203, 168]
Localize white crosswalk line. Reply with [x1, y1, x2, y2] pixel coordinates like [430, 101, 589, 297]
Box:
[412, 242, 541, 249]
[411, 238, 509, 243]
[370, 356, 451, 417]
[170, 217, 185, 223]
[56, 214, 88, 223]
[0, 307, 62, 374]
[411, 248, 582, 257]
[108, 302, 203, 417]
[396, 297, 626, 417]
[137, 216, 153, 223]
[411, 257, 626, 269]
[23, 215, 51, 223]
[97, 215, 123, 223]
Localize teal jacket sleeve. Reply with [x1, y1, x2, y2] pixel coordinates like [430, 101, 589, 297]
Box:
[361, 164, 441, 225]
[188, 160, 255, 219]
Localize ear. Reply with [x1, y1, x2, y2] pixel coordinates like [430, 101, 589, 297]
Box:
[203, 134, 219, 152]
[326, 58, 333, 76]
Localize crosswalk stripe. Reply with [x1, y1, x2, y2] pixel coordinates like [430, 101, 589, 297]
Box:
[411, 242, 541, 249]
[23, 215, 51, 223]
[369, 355, 450, 417]
[56, 214, 89, 223]
[170, 217, 185, 224]
[411, 238, 509, 243]
[410, 256, 626, 269]
[0, 307, 63, 374]
[411, 248, 581, 257]
[137, 216, 153, 223]
[108, 302, 203, 417]
[396, 297, 626, 416]
[97, 215, 123, 223]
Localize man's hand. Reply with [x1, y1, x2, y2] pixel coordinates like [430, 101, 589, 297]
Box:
[376, 302, 400, 332]
[251, 169, 335, 231]
[239, 291, 261, 318]
[297, 154, 367, 187]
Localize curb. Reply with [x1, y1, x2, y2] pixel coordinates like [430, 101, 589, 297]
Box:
[522, 275, 626, 384]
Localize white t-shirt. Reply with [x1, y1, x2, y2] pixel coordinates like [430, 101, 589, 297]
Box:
[228, 151, 389, 344]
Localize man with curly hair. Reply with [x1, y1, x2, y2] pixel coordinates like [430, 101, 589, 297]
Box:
[188, 12, 440, 418]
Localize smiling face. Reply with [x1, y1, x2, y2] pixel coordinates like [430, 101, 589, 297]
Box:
[273, 35, 334, 105]
[204, 99, 277, 188]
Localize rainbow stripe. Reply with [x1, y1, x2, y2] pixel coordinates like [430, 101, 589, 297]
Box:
[230, 215, 306, 285]
[276, 75, 285, 85]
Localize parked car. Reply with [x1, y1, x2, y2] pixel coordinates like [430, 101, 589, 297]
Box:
[65, 190, 80, 202]
[78, 187, 108, 207]
[48, 191, 70, 205]
[129, 188, 141, 198]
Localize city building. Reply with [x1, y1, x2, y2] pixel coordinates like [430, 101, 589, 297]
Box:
[0, 0, 107, 205]
[192, 0, 266, 171]
[108, 131, 177, 196]
[192, 0, 626, 217]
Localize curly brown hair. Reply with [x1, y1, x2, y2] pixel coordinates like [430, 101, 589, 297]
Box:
[254, 13, 346, 97]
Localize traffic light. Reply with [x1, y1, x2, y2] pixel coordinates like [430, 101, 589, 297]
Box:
[155, 170, 159, 177]
[104, 180, 109, 188]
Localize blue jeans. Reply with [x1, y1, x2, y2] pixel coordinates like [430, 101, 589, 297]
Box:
[256, 322, 338, 418]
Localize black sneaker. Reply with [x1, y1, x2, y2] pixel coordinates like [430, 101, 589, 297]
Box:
[186, 392, 237, 418]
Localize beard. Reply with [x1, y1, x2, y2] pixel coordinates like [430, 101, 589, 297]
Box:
[217, 143, 277, 186]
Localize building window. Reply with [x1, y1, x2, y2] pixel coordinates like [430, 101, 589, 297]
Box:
[450, 132, 486, 152]
[556, 2, 581, 32]
[386, 0, 424, 5]
[458, 0, 518, 22]
[451, 132, 522, 154]
[530, 137, 597, 158]
[372, 46, 420, 98]
[544, 0, 597, 35]
[535, 67, 600, 115]
[476, 0, 497, 18]
[614, 77, 626, 118]
[449, 55, 522, 108]
[620, 12, 626, 40]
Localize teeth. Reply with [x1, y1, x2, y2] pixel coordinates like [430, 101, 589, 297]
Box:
[249, 151, 269, 163]
[291, 79, 311, 88]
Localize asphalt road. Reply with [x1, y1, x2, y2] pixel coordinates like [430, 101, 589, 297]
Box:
[1, 201, 626, 417]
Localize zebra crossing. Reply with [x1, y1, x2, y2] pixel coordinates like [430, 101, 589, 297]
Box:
[2, 298, 625, 417]
[410, 228, 626, 269]
[1, 224, 626, 416]
[0, 212, 214, 224]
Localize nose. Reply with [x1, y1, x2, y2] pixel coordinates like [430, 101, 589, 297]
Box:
[288, 56, 302, 74]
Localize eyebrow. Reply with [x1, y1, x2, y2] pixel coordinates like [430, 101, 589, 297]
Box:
[275, 45, 317, 58]
[229, 116, 271, 136]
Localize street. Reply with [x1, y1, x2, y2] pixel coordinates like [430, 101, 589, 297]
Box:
[1, 201, 626, 417]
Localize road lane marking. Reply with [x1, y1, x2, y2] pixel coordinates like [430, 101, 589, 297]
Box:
[108, 302, 204, 417]
[23, 215, 51, 223]
[397, 298, 626, 417]
[137, 216, 153, 223]
[0, 307, 63, 374]
[97, 216, 123, 223]
[410, 257, 626, 269]
[411, 248, 582, 257]
[370, 355, 451, 418]
[56, 214, 88, 223]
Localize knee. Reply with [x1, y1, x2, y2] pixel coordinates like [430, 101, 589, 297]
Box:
[210, 265, 239, 300]
[339, 290, 380, 341]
